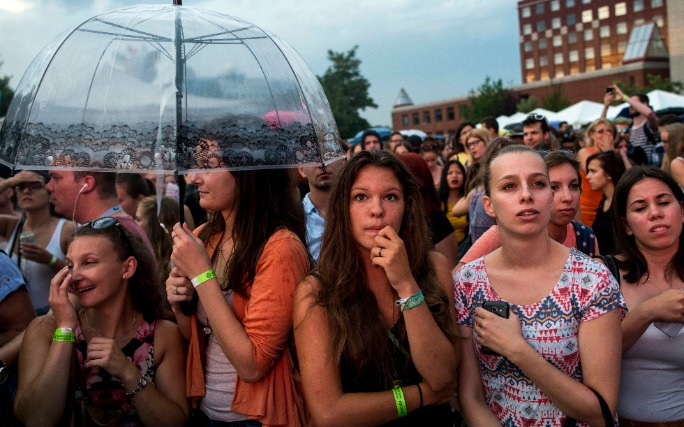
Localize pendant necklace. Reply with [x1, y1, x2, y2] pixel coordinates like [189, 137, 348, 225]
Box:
[84, 311, 137, 345]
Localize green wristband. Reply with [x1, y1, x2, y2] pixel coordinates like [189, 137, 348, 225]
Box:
[392, 386, 408, 417]
[396, 290, 425, 312]
[53, 327, 75, 343]
[191, 270, 217, 288]
[48, 254, 58, 267]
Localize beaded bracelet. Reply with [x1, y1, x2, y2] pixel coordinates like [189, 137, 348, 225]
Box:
[126, 375, 149, 399]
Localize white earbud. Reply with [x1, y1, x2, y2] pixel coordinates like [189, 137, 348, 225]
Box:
[81, 183, 88, 192]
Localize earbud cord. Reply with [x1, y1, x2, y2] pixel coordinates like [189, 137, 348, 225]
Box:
[72, 184, 88, 229]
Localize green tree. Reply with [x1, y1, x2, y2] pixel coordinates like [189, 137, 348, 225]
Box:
[516, 96, 538, 113]
[318, 46, 377, 139]
[541, 81, 570, 112]
[0, 61, 14, 117]
[618, 74, 683, 95]
[462, 77, 517, 123]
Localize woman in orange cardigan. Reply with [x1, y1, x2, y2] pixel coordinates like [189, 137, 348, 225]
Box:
[167, 165, 309, 427]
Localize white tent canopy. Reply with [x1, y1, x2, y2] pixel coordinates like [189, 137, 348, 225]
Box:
[555, 100, 605, 128]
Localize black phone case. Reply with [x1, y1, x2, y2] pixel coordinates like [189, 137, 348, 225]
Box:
[481, 301, 510, 356]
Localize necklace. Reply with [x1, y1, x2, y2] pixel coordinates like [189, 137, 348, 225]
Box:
[640, 271, 674, 291]
[84, 311, 137, 345]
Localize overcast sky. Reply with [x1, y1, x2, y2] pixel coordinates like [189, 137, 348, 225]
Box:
[0, 0, 522, 127]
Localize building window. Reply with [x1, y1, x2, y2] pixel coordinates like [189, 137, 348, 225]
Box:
[423, 111, 430, 124]
[567, 14, 576, 25]
[584, 29, 594, 41]
[553, 35, 562, 47]
[552, 17, 561, 29]
[523, 23, 532, 35]
[633, 0, 644, 12]
[582, 9, 593, 23]
[551, 0, 560, 11]
[537, 20, 546, 32]
[654, 15, 664, 27]
[582, 0, 591, 3]
[567, 0, 576, 5]
[616, 22, 628, 34]
[539, 38, 548, 49]
[524, 41, 533, 52]
[585, 47, 595, 59]
[525, 58, 535, 69]
[402, 115, 409, 126]
[617, 41, 627, 54]
[569, 50, 579, 61]
[601, 44, 612, 56]
[568, 32, 578, 43]
[634, 18, 645, 25]
[536, 3, 545, 14]
[521, 6, 531, 17]
[651, 0, 663, 7]
[540, 56, 549, 66]
[554, 53, 564, 64]
[598, 6, 610, 19]
[600, 26, 611, 37]
[412, 113, 419, 125]
[435, 109, 443, 122]
[447, 107, 455, 121]
[615, 2, 627, 16]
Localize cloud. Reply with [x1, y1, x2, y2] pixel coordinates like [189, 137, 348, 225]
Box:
[0, 0, 521, 128]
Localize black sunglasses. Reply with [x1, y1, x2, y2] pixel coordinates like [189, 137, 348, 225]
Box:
[15, 182, 45, 192]
[76, 217, 133, 252]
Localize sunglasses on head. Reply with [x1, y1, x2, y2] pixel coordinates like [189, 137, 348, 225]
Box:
[76, 217, 133, 252]
[527, 113, 548, 123]
[536, 149, 574, 158]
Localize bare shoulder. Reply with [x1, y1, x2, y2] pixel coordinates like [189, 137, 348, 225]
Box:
[152, 319, 185, 363]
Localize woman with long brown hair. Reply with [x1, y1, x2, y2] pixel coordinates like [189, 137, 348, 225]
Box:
[293, 150, 458, 425]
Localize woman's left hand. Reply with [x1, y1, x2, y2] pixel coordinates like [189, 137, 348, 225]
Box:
[169, 222, 212, 280]
[371, 226, 417, 296]
[472, 306, 525, 358]
[85, 337, 139, 383]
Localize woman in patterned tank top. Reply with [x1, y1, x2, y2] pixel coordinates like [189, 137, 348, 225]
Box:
[15, 217, 188, 426]
[454, 145, 624, 426]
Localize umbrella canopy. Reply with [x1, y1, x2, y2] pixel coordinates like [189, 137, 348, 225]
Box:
[348, 127, 393, 145]
[0, 4, 344, 174]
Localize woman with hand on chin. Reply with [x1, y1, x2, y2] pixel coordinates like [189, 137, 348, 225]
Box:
[606, 166, 684, 425]
[167, 163, 309, 426]
[14, 217, 188, 427]
[294, 150, 458, 426]
[455, 145, 623, 426]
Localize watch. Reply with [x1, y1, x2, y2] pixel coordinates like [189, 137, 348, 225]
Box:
[0, 360, 8, 385]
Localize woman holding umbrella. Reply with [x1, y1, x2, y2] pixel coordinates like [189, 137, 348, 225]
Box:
[167, 163, 309, 426]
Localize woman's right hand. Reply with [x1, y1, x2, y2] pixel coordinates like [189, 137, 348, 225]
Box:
[48, 266, 77, 329]
[640, 289, 684, 324]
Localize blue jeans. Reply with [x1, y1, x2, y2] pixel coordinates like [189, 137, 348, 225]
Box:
[191, 409, 261, 427]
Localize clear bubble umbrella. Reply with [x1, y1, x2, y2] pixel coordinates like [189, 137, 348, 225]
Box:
[0, 3, 344, 178]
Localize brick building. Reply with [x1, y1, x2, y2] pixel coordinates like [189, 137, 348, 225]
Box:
[392, 0, 679, 138]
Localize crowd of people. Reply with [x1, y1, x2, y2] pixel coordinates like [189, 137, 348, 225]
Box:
[0, 84, 683, 427]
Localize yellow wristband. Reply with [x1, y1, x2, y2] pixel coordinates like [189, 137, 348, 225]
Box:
[623, 94, 629, 102]
[191, 270, 217, 288]
[53, 327, 75, 342]
[392, 386, 408, 418]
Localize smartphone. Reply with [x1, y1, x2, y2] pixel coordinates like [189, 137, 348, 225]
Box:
[481, 300, 510, 356]
[606, 86, 614, 95]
